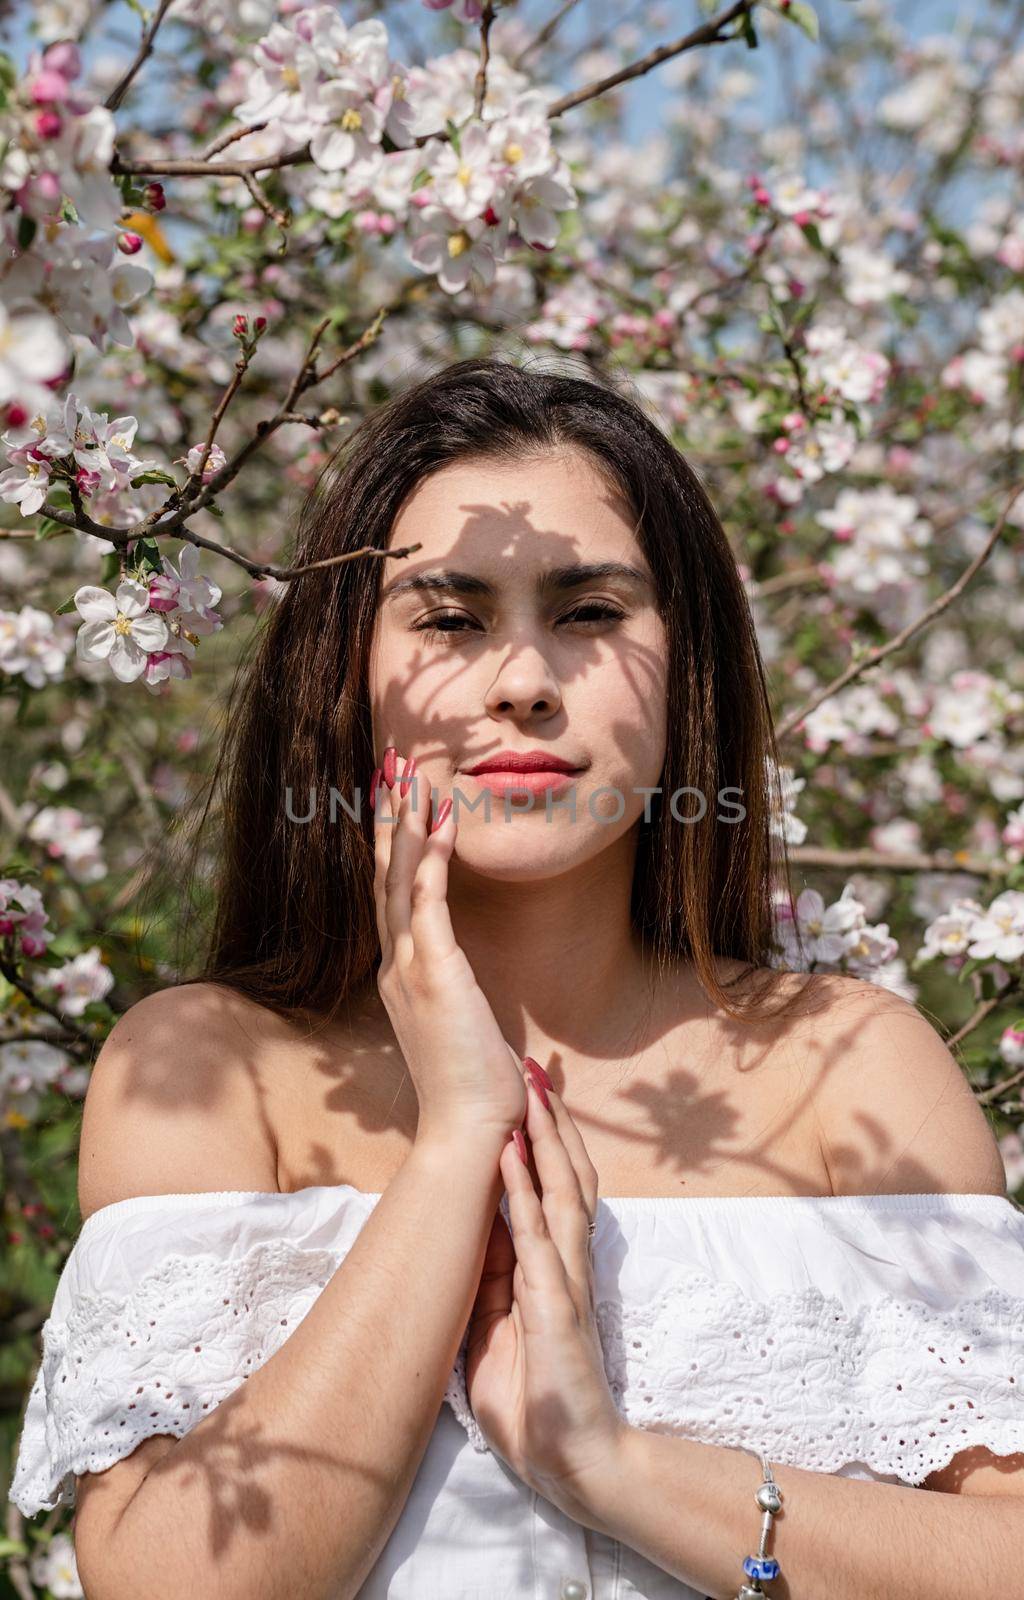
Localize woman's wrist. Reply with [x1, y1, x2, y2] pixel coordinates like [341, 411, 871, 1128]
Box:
[412, 1119, 511, 1177]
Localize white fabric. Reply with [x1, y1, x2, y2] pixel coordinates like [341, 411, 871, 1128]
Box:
[9, 1186, 1024, 1599]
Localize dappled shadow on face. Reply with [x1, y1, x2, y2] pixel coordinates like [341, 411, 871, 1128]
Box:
[371, 479, 667, 796]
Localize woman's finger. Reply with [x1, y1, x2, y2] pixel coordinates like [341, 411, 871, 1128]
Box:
[521, 1072, 595, 1313]
[406, 774, 461, 963]
[383, 757, 430, 966]
[371, 760, 393, 958]
[500, 1129, 576, 1332]
[539, 1078, 600, 1222]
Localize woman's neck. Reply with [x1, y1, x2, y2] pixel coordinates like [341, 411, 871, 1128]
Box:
[444, 839, 680, 1062]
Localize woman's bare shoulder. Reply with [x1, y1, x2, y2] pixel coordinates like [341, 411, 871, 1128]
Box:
[77, 981, 283, 1221]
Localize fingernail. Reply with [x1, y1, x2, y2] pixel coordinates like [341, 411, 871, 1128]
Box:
[399, 755, 417, 795]
[512, 1128, 529, 1166]
[429, 796, 452, 834]
[526, 1069, 550, 1111]
[382, 747, 398, 788]
[523, 1057, 554, 1093]
[369, 767, 381, 811]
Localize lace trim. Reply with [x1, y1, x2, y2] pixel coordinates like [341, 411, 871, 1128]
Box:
[13, 1246, 1024, 1514]
[10, 1237, 477, 1516]
[588, 1270, 1024, 1486]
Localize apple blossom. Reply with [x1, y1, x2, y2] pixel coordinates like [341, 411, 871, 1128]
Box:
[73, 579, 170, 683]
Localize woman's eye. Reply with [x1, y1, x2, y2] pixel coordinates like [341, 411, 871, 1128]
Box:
[412, 610, 479, 640]
[561, 603, 626, 627]
[411, 603, 626, 643]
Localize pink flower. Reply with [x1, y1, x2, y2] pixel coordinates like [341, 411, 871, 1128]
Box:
[29, 69, 71, 105]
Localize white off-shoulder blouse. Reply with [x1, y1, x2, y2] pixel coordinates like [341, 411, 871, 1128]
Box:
[9, 1185, 1024, 1599]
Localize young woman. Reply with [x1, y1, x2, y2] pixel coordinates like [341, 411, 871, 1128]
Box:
[10, 358, 1024, 1600]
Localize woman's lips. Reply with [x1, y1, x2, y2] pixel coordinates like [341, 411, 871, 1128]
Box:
[460, 769, 580, 796]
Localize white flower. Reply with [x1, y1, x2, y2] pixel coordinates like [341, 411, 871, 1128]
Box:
[26, 805, 106, 882]
[73, 579, 169, 683]
[790, 885, 864, 964]
[408, 206, 501, 293]
[918, 899, 986, 962]
[0, 303, 67, 411]
[967, 891, 1024, 964]
[0, 448, 53, 515]
[428, 122, 500, 220]
[29, 1531, 83, 1599]
[772, 171, 823, 216]
[0, 605, 69, 687]
[839, 244, 912, 305]
[42, 945, 115, 1016]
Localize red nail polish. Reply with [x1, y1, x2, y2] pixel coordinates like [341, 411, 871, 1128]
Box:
[369, 767, 381, 811]
[382, 747, 397, 787]
[523, 1057, 554, 1093]
[429, 797, 452, 834]
[526, 1069, 550, 1111]
[512, 1128, 529, 1166]
[399, 755, 417, 795]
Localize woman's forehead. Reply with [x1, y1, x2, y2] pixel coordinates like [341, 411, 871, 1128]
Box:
[389, 455, 644, 568]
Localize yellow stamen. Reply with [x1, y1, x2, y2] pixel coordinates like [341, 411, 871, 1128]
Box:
[447, 230, 471, 258]
[113, 614, 134, 635]
[341, 107, 363, 131]
[504, 142, 524, 163]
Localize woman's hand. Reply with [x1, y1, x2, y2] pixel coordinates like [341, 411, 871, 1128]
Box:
[463, 1066, 630, 1522]
[371, 746, 528, 1147]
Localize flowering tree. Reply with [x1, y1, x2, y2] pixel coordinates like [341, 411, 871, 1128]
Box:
[4, 0, 1024, 1586]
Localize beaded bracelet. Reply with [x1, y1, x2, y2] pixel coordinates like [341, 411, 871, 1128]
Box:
[733, 1451, 783, 1599]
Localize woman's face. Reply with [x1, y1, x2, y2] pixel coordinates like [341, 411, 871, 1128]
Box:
[368, 446, 669, 880]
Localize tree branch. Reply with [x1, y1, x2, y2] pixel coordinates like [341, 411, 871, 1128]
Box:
[787, 844, 1011, 880]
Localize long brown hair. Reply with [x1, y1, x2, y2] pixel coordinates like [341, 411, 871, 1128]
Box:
[184, 356, 808, 1024]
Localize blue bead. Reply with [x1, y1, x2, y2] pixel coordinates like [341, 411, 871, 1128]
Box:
[743, 1555, 781, 1581]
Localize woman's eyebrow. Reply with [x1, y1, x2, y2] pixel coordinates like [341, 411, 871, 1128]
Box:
[382, 561, 652, 601]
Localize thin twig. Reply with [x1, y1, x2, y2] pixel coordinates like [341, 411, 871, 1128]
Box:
[946, 994, 1005, 1050]
[512, 0, 583, 69]
[201, 119, 269, 161]
[543, 0, 756, 118]
[977, 1064, 1024, 1106]
[104, 0, 176, 113]
[473, 2, 498, 119]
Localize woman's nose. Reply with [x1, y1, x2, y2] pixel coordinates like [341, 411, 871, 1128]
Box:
[484, 647, 562, 718]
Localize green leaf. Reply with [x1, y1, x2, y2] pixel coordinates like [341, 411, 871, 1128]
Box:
[445, 118, 462, 155]
[54, 594, 80, 616]
[740, 11, 759, 47]
[134, 537, 163, 574]
[779, 1, 820, 41]
[798, 219, 824, 252]
[130, 469, 179, 488]
[100, 550, 122, 585]
[16, 211, 36, 251]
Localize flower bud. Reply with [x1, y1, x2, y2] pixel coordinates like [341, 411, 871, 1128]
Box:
[29, 69, 70, 105]
[117, 231, 144, 255]
[144, 181, 166, 211]
[35, 109, 62, 139]
[233, 313, 249, 337]
[42, 41, 82, 79]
